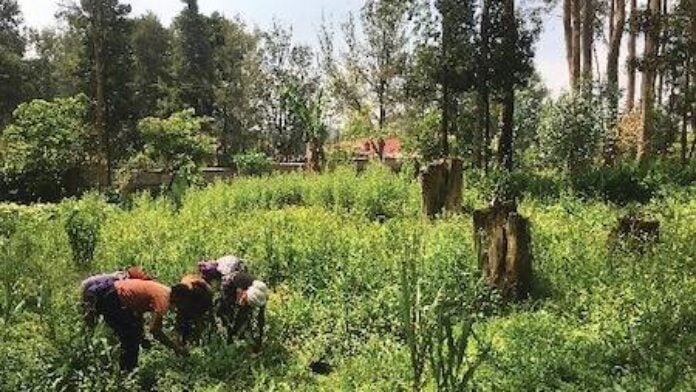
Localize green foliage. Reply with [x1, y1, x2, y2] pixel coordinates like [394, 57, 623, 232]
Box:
[0, 0, 29, 127]
[130, 109, 215, 181]
[73, 0, 137, 162]
[537, 89, 605, 171]
[403, 109, 443, 161]
[0, 94, 90, 201]
[131, 12, 171, 119]
[1, 169, 696, 390]
[64, 193, 110, 267]
[170, 0, 215, 116]
[233, 151, 272, 177]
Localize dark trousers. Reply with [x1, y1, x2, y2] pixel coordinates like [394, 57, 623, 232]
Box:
[93, 284, 144, 371]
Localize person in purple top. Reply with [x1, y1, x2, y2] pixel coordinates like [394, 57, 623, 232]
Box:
[197, 255, 248, 284]
[81, 266, 152, 328]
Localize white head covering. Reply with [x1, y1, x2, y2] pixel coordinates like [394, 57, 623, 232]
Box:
[246, 280, 269, 307]
[216, 255, 245, 276]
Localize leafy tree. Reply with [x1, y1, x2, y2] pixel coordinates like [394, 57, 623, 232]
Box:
[65, 0, 135, 187]
[0, 0, 27, 126]
[537, 91, 604, 172]
[171, 0, 215, 116]
[320, 0, 410, 133]
[259, 23, 318, 159]
[27, 27, 85, 99]
[513, 74, 548, 164]
[638, 0, 663, 162]
[284, 82, 329, 171]
[0, 95, 90, 200]
[131, 12, 171, 119]
[126, 109, 215, 189]
[407, 0, 477, 158]
[208, 14, 265, 163]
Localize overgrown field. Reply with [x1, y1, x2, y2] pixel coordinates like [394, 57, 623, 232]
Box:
[1, 165, 696, 391]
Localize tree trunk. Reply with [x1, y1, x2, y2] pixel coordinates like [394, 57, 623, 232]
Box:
[626, 0, 638, 111]
[440, 83, 451, 157]
[682, 59, 690, 164]
[473, 200, 532, 301]
[582, 0, 594, 80]
[606, 0, 625, 93]
[476, 0, 491, 169]
[691, 109, 696, 159]
[305, 137, 323, 173]
[638, 0, 662, 163]
[605, 0, 626, 164]
[563, 0, 574, 84]
[420, 159, 463, 219]
[609, 0, 615, 44]
[657, 0, 668, 107]
[572, 0, 582, 89]
[92, 5, 110, 189]
[498, 0, 516, 171]
[378, 79, 387, 131]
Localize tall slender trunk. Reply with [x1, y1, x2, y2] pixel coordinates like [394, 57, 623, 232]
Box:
[691, 110, 696, 159]
[691, 102, 696, 159]
[609, 0, 615, 41]
[681, 63, 690, 164]
[378, 81, 386, 131]
[582, 0, 594, 80]
[606, 0, 625, 99]
[605, 0, 625, 164]
[638, 0, 661, 163]
[499, 0, 516, 171]
[92, 5, 110, 189]
[572, 0, 582, 89]
[626, 0, 638, 111]
[476, 0, 491, 169]
[441, 84, 451, 157]
[657, 0, 668, 107]
[564, 0, 574, 83]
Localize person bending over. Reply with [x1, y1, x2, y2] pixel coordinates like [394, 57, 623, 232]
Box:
[219, 272, 268, 349]
[173, 274, 214, 345]
[80, 275, 189, 371]
[81, 266, 152, 327]
[197, 255, 248, 285]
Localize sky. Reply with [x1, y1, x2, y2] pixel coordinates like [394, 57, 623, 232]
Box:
[18, 0, 580, 94]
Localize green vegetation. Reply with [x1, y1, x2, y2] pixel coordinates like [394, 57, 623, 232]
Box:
[1, 165, 695, 390]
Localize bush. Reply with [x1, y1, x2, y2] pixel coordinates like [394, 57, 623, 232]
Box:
[233, 151, 273, 177]
[571, 163, 657, 205]
[64, 193, 111, 267]
[537, 90, 605, 171]
[2, 169, 696, 390]
[402, 109, 443, 161]
[0, 95, 91, 202]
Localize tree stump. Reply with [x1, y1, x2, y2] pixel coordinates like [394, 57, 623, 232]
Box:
[305, 137, 324, 173]
[473, 200, 533, 300]
[420, 159, 463, 219]
[608, 214, 660, 253]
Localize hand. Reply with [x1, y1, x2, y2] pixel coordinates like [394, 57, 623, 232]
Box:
[141, 338, 152, 350]
[175, 345, 189, 357]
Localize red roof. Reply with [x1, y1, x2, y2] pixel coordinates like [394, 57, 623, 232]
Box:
[354, 137, 401, 158]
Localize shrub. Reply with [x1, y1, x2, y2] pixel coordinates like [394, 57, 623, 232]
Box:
[0, 95, 91, 201]
[233, 151, 273, 177]
[537, 90, 604, 172]
[571, 163, 657, 205]
[64, 193, 111, 267]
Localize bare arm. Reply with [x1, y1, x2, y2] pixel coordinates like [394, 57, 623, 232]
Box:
[150, 313, 187, 356]
[255, 305, 266, 350]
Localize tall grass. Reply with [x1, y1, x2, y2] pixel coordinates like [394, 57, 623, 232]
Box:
[1, 166, 695, 390]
